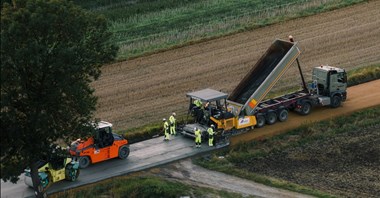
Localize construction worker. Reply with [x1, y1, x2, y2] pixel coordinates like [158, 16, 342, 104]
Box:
[194, 127, 201, 148]
[163, 118, 170, 141]
[193, 99, 204, 123]
[194, 99, 202, 108]
[169, 112, 176, 135]
[208, 125, 215, 147]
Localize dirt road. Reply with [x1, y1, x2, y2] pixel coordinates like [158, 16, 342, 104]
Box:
[93, 1, 380, 130]
[152, 159, 315, 198]
[231, 79, 380, 145]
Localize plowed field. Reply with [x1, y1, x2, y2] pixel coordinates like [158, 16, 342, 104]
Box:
[239, 123, 380, 197]
[93, 1, 380, 130]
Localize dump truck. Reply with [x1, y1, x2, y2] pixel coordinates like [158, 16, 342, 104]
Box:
[180, 38, 347, 141]
[69, 121, 130, 168]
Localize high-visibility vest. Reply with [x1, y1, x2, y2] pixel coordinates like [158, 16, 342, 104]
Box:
[169, 115, 176, 125]
[194, 129, 201, 138]
[207, 127, 214, 136]
[194, 99, 202, 107]
[164, 121, 169, 131]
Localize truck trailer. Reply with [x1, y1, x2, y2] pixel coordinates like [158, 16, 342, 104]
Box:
[180, 37, 347, 141]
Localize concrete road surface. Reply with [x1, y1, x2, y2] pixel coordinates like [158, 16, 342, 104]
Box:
[1, 135, 225, 198]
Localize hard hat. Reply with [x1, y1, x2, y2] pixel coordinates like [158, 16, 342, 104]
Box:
[211, 124, 215, 128]
[194, 127, 197, 130]
[163, 118, 166, 121]
[172, 112, 176, 116]
[288, 35, 294, 42]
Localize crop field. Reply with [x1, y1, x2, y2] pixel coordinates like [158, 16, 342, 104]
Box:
[241, 122, 380, 197]
[91, 1, 380, 132]
[76, 0, 365, 60]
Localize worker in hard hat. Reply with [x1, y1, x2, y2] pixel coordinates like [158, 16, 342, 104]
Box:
[194, 99, 202, 108]
[193, 99, 204, 123]
[169, 112, 176, 135]
[163, 118, 170, 141]
[208, 125, 215, 147]
[194, 127, 201, 148]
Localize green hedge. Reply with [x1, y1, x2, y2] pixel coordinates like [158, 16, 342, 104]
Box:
[347, 64, 380, 86]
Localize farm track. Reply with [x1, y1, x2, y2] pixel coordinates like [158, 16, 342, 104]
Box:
[93, 1, 380, 130]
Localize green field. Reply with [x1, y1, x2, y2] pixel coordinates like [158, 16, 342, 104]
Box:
[74, 0, 364, 60]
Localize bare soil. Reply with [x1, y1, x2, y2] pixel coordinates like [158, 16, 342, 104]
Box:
[93, 1, 380, 130]
[237, 123, 380, 198]
[149, 159, 315, 198]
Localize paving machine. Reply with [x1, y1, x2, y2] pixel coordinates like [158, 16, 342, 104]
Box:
[180, 38, 347, 142]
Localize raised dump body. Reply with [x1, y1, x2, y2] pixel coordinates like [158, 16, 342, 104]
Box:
[227, 39, 300, 116]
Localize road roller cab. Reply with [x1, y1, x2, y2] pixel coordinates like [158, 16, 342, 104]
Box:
[69, 121, 130, 168]
[24, 149, 80, 193]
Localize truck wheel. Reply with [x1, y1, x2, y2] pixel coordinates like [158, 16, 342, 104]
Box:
[278, 109, 288, 122]
[266, 112, 277, 125]
[256, 115, 265, 128]
[299, 102, 311, 115]
[330, 95, 342, 108]
[65, 164, 80, 181]
[118, 145, 130, 159]
[79, 156, 90, 169]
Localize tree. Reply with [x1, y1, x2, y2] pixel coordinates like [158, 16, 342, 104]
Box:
[1, 0, 118, 197]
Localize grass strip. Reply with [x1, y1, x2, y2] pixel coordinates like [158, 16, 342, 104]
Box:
[74, 0, 366, 60]
[51, 175, 252, 198]
[347, 64, 380, 87]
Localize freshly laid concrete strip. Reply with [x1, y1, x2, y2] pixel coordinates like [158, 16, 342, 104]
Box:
[1, 134, 225, 198]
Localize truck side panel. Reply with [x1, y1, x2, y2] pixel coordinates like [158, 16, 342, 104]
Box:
[227, 39, 300, 115]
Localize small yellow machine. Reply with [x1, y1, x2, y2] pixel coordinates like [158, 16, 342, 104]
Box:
[24, 157, 80, 193]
